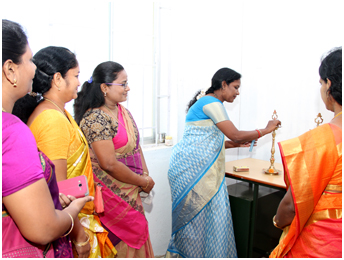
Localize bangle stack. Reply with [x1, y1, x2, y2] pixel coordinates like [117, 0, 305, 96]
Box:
[73, 232, 90, 247]
[272, 215, 283, 230]
[61, 213, 74, 237]
[256, 129, 263, 138]
[142, 177, 150, 190]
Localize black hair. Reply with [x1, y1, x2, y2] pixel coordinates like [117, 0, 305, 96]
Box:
[74, 61, 124, 125]
[12, 46, 78, 123]
[319, 47, 342, 106]
[2, 19, 28, 66]
[186, 67, 241, 112]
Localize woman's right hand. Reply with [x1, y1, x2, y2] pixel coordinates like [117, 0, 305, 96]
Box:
[142, 176, 155, 194]
[264, 120, 281, 134]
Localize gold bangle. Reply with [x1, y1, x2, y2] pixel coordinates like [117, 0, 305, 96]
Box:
[143, 171, 149, 176]
[73, 232, 90, 247]
[142, 177, 149, 190]
[272, 215, 283, 230]
[258, 129, 263, 137]
[61, 213, 74, 237]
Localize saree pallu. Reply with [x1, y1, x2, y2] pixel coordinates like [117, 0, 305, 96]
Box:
[65, 112, 117, 258]
[270, 123, 342, 258]
[166, 119, 237, 258]
[2, 152, 73, 258]
[88, 105, 154, 258]
[40, 152, 74, 257]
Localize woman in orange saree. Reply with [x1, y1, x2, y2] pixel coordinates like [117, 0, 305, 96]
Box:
[270, 47, 342, 258]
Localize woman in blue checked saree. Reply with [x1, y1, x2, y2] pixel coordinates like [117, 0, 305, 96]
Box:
[166, 68, 281, 258]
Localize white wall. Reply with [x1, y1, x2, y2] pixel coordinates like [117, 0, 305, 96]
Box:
[142, 146, 173, 256]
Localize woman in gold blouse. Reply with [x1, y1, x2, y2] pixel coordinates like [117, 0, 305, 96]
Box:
[74, 61, 155, 258]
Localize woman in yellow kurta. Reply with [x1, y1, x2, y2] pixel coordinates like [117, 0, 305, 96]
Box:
[13, 46, 117, 258]
[270, 47, 342, 258]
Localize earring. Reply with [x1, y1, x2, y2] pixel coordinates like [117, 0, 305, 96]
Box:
[58, 86, 60, 91]
[13, 78, 17, 87]
[104, 92, 107, 97]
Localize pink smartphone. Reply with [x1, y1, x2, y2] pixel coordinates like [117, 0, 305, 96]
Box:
[57, 176, 89, 198]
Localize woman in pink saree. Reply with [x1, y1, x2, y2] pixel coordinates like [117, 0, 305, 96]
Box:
[74, 61, 155, 257]
[2, 19, 92, 258]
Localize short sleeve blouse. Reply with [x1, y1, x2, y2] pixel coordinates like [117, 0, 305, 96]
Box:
[80, 109, 118, 146]
[29, 110, 80, 160]
[186, 96, 230, 124]
[2, 113, 44, 197]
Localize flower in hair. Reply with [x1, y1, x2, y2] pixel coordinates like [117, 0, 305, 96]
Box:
[196, 88, 208, 100]
[88, 76, 93, 83]
[29, 92, 43, 102]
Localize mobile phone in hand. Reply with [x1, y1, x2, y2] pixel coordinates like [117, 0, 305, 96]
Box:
[57, 175, 89, 198]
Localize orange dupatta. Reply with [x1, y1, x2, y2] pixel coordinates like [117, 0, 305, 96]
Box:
[270, 123, 342, 258]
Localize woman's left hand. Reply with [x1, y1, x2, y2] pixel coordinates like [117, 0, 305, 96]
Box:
[59, 193, 74, 208]
[225, 140, 256, 149]
[74, 237, 91, 258]
[240, 140, 257, 147]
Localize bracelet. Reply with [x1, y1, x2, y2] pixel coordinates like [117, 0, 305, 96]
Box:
[258, 129, 263, 137]
[256, 129, 263, 138]
[272, 215, 283, 230]
[142, 177, 149, 190]
[255, 129, 261, 138]
[143, 171, 149, 176]
[73, 232, 90, 247]
[61, 213, 74, 237]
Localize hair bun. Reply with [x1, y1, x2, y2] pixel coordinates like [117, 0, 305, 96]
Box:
[33, 68, 53, 94]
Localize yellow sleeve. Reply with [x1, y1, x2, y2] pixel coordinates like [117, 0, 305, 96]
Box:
[30, 109, 72, 160]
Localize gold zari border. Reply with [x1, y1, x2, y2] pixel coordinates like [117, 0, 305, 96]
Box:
[324, 184, 342, 192]
[186, 119, 214, 127]
[305, 208, 342, 227]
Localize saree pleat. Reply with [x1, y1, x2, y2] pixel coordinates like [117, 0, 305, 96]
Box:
[270, 123, 342, 258]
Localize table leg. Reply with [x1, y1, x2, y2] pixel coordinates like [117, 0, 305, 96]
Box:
[248, 183, 259, 257]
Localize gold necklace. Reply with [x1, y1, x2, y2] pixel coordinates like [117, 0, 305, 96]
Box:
[104, 104, 126, 129]
[2, 107, 6, 112]
[333, 111, 342, 119]
[44, 98, 67, 118]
